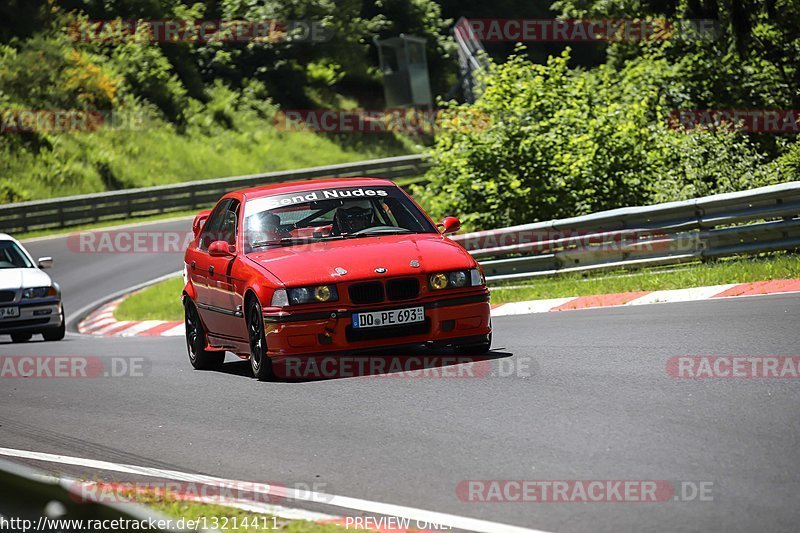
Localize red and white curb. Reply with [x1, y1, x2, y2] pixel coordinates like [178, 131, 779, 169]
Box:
[78, 278, 800, 337]
[491, 279, 800, 316]
[78, 298, 184, 337]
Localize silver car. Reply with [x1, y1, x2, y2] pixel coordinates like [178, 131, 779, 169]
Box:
[0, 234, 65, 342]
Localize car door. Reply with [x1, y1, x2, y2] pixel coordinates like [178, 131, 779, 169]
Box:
[192, 199, 234, 335]
[204, 199, 246, 338]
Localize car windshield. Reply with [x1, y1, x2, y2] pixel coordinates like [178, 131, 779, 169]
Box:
[0, 240, 34, 269]
[242, 186, 437, 252]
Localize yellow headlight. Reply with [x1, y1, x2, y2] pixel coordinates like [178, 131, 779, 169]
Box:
[314, 285, 332, 302]
[430, 273, 449, 290]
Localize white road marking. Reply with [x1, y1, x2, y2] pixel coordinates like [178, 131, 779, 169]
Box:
[80, 317, 117, 333]
[0, 446, 549, 533]
[625, 284, 737, 306]
[160, 323, 186, 336]
[90, 320, 134, 335]
[492, 297, 577, 316]
[118, 320, 169, 337]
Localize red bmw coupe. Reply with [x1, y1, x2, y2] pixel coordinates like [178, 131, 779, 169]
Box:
[183, 178, 491, 380]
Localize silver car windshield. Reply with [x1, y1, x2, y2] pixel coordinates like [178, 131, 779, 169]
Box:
[0, 241, 34, 269]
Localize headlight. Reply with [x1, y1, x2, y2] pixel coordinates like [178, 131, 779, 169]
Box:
[289, 287, 310, 305]
[429, 273, 449, 290]
[449, 271, 468, 288]
[470, 268, 484, 286]
[22, 286, 57, 299]
[314, 285, 332, 302]
[285, 285, 339, 305]
[429, 269, 484, 290]
[271, 289, 288, 307]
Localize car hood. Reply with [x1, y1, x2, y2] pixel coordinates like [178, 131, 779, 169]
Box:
[246, 234, 475, 286]
[0, 268, 52, 291]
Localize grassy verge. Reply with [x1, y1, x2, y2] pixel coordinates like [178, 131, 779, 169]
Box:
[113, 254, 800, 322]
[115, 277, 185, 321]
[144, 498, 342, 532]
[2, 116, 417, 202]
[490, 254, 800, 304]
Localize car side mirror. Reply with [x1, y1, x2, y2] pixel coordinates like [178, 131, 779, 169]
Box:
[438, 216, 461, 235]
[208, 240, 236, 258]
[193, 210, 212, 238]
[37, 257, 53, 269]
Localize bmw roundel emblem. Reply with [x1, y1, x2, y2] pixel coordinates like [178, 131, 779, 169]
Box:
[375, 267, 387, 274]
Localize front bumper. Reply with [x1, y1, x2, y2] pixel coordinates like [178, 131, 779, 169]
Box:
[261, 291, 491, 356]
[0, 298, 63, 334]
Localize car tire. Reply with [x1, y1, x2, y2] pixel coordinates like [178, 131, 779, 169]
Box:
[184, 299, 224, 370]
[247, 298, 273, 381]
[42, 305, 66, 341]
[454, 332, 492, 355]
[10, 333, 32, 343]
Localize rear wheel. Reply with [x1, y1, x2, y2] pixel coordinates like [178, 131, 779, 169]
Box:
[184, 299, 224, 370]
[10, 333, 32, 343]
[247, 298, 273, 381]
[43, 305, 66, 341]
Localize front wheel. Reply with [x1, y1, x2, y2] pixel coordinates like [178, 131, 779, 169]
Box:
[247, 298, 273, 381]
[184, 299, 224, 370]
[10, 333, 32, 343]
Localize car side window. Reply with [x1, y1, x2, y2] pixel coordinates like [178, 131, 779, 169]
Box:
[218, 200, 240, 247]
[199, 199, 232, 251]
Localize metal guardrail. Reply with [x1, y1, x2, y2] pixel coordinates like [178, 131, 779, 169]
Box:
[453, 181, 800, 283]
[0, 154, 429, 233]
[2, 154, 796, 281]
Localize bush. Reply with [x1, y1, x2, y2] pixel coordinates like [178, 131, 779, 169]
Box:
[416, 49, 781, 230]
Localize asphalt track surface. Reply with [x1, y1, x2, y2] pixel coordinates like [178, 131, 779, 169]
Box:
[1, 218, 799, 532]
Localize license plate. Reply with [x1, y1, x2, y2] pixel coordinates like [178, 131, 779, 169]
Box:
[0, 307, 19, 319]
[352, 306, 424, 329]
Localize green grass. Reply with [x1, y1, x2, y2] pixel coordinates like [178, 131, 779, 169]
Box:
[114, 254, 800, 322]
[490, 254, 800, 304]
[144, 498, 343, 532]
[2, 126, 412, 201]
[115, 276, 185, 321]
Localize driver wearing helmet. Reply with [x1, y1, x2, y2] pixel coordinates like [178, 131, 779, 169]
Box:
[244, 211, 283, 252]
[333, 205, 375, 235]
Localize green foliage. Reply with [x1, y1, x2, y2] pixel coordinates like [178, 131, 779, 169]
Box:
[772, 140, 800, 182]
[0, 3, 433, 201]
[0, 33, 119, 110]
[417, 49, 783, 229]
